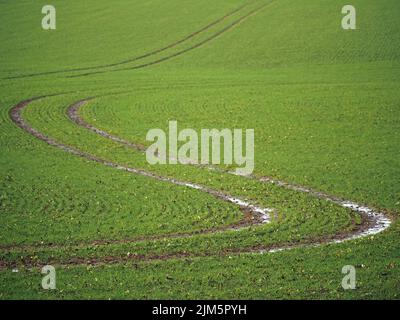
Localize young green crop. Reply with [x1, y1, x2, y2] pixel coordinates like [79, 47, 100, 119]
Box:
[0, 0, 399, 299]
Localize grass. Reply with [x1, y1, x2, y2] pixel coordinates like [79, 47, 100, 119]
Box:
[0, 0, 399, 299]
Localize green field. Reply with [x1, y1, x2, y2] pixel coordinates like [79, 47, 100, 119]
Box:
[0, 0, 399, 299]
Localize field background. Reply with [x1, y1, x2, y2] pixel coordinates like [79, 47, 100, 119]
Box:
[0, 0, 399, 299]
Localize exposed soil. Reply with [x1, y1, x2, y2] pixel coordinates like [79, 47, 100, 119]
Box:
[0, 95, 391, 270]
[68, 97, 391, 244]
[4, 97, 272, 252]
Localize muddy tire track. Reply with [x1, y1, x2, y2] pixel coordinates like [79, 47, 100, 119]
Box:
[0, 220, 387, 270]
[0, 95, 391, 269]
[5, 97, 272, 251]
[68, 97, 392, 243]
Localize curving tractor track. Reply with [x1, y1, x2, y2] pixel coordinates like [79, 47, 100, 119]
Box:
[1, 94, 391, 269]
[0, 0, 392, 269]
[5, 0, 272, 80]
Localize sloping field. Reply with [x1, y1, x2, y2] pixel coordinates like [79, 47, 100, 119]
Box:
[0, 0, 399, 299]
